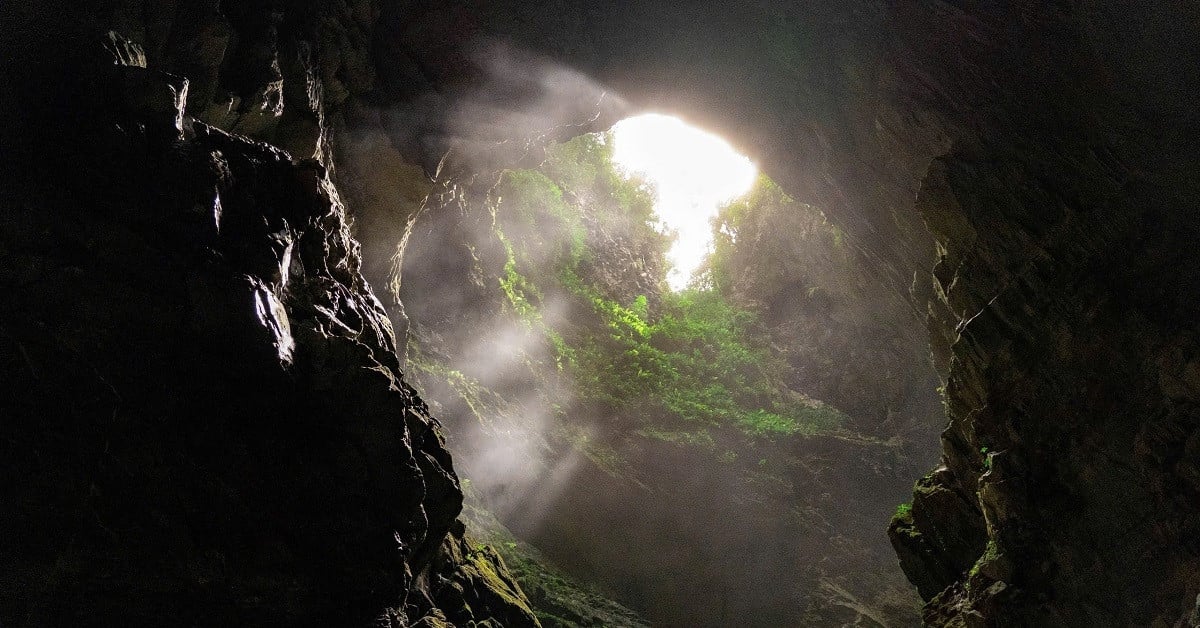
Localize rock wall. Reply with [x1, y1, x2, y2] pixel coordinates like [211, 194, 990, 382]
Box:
[706, 180, 943, 445]
[888, 3, 1200, 624]
[0, 3, 535, 626]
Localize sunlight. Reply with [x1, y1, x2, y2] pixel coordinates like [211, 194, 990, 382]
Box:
[611, 113, 758, 290]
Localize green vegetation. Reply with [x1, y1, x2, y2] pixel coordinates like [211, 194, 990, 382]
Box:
[894, 502, 913, 520]
[696, 172, 851, 303]
[404, 131, 851, 501]
[400, 130, 920, 627]
[967, 539, 1004, 580]
[693, 175, 786, 293]
[979, 445, 993, 472]
[486, 133, 847, 442]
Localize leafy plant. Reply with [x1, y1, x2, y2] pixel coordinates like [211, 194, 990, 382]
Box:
[482, 133, 847, 442]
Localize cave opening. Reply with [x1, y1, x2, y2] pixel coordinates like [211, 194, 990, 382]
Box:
[609, 113, 758, 290]
[394, 112, 940, 626]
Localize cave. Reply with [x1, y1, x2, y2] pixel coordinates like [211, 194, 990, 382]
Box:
[393, 118, 936, 625]
[2, 2, 1198, 627]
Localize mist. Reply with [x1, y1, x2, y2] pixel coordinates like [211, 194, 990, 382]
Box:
[343, 39, 943, 627]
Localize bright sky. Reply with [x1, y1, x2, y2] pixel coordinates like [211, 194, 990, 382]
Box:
[611, 113, 758, 290]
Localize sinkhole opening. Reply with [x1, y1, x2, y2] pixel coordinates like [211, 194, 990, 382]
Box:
[395, 110, 943, 626]
[610, 113, 758, 290]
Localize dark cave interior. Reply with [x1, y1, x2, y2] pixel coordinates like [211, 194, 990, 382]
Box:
[2, 2, 1199, 627]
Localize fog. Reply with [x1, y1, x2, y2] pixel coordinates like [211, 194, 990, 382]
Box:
[352, 39, 940, 626]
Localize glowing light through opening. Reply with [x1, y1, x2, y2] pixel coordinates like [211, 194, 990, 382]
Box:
[611, 113, 758, 290]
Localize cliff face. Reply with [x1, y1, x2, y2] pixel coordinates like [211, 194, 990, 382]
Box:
[705, 180, 943, 446]
[888, 4, 1200, 623]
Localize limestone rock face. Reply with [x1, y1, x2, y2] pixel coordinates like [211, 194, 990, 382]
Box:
[887, 4, 1200, 625]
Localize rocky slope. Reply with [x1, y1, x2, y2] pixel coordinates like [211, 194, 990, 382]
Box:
[457, 486, 651, 628]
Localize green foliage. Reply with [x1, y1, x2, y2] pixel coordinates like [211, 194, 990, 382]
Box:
[980, 446, 994, 472]
[408, 345, 496, 427]
[968, 540, 1003, 579]
[650, 289, 844, 436]
[634, 426, 716, 449]
[498, 229, 543, 325]
[558, 275, 843, 437]
[829, 223, 847, 249]
[894, 502, 913, 520]
[486, 132, 846, 444]
[695, 174, 792, 292]
[539, 133, 657, 227]
[695, 174, 852, 310]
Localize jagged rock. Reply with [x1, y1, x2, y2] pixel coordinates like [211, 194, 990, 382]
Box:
[0, 13, 530, 628]
[408, 520, 541, 628]
[889, 468, 986, 600]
